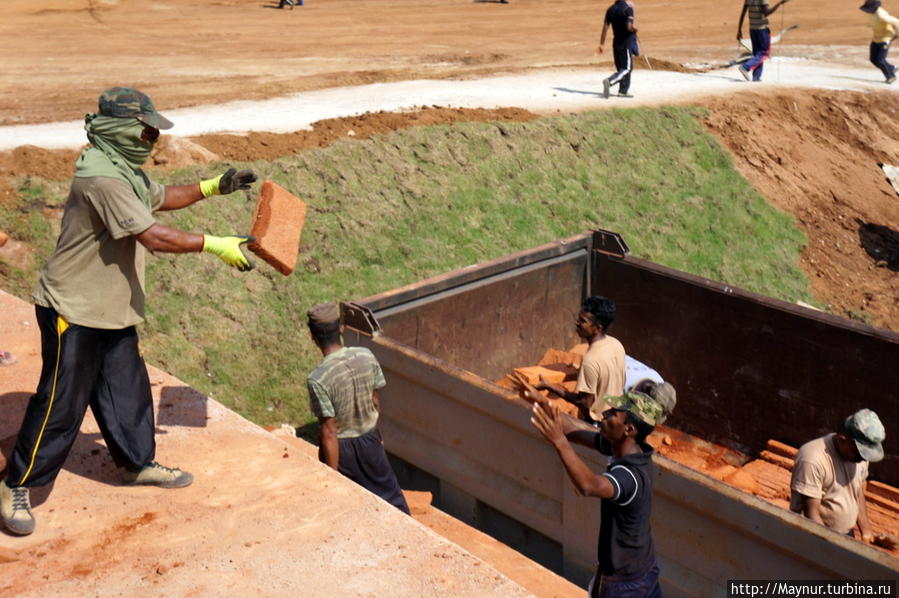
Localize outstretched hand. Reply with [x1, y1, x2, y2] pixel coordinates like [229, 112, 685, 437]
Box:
[530, 402, 567, 448]
[218, 168, 258, 195]
[510, 371, 549, 405]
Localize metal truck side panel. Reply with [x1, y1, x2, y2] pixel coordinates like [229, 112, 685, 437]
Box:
[345, 231, 899, 592]
[591, 253, 899, 485]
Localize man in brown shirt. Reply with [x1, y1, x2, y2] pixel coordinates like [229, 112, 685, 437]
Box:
[0, 87, 258, 537]
[520, 296, 626, 423]
[790, 409, 896, 549]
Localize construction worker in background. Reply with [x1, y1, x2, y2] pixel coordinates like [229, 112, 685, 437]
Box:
[790, 408, 898, 549]
[860, 0, 898, 83]
[530, 387, 675, 597]
[736, 0, 792, 81]
[598, 0, 640, 98]
[306, 303, 410, 514]
[0, 87, 258, 537]
[515, 296, 626, 424]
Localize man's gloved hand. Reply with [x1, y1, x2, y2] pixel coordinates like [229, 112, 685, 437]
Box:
[202, 235, 255, 272]
[199, 168, 258, 197]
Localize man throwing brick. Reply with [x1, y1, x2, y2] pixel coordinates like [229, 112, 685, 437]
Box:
[306, 303, 410, 514]
[0, 87, 258, 537]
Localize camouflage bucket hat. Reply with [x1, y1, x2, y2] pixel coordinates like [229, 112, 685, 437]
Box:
[844, 408, 885, 463]
[98, 87, 174, 130]
[604, 390, 666, 426]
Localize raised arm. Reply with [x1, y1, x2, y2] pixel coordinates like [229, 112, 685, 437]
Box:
[530, 403, 614, 498]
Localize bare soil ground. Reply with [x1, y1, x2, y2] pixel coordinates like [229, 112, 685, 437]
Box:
[0, 0, 872, 126]
[2, 1, 896, 330]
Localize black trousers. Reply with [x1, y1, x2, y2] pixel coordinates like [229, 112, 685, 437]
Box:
[609, 40, 634, 94]
[6, 306, 156, 488]
[337, 428, 410, 514]
[870, 41, 896, 80]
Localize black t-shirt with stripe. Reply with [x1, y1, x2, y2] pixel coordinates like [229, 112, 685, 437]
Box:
[595, 435, 656, 576]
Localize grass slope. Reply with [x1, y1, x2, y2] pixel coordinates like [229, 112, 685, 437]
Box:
[0, 106, 810, 428]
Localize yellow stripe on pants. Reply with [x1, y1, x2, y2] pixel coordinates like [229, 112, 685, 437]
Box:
[18, 315, 69, 485]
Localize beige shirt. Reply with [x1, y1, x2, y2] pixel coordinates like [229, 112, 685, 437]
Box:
[33, 176, 165, 329]
[576, 334, 626, 421]
[790, 433, 868, 535]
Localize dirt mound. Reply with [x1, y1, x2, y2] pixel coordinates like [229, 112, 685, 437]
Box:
[701, 90, 899, 331]
[191, 106, 538, 162]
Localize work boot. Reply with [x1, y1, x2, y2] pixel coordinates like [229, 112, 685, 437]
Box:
[602, 78, 611, 99]
[123, 462, 193, 489]
[0, 479, 35, 536]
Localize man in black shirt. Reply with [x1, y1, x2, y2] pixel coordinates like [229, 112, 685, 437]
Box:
[598, 0, 639, 98]
[530, 385, 675, 597]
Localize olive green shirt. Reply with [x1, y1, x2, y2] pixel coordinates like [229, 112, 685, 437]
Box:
[32, 176, 165, 329]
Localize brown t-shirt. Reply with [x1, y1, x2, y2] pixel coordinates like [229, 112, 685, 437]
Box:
[576, 335, 626, 421]
[33, 176, 165, 329]
[790, 433, 868, 535]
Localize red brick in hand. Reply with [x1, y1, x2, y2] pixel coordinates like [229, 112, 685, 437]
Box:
[248, 180, 307, 276]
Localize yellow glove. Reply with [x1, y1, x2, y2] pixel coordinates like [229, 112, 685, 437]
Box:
[202, 235, 255, 272]
[199, 168, 258, 197]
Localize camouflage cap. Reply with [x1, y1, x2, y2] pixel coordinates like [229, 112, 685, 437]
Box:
[604, 390, 667, 427]
[98, 87, 174, 130]
[307, 302, 339, 325]
[843, 408, 885, 463]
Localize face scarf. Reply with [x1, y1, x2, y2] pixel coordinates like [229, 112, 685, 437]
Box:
[74, 113, 155, 209]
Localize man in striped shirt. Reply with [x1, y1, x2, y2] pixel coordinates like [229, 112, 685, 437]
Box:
[306, 302, 409, 514]
[736, 0, 792, 81]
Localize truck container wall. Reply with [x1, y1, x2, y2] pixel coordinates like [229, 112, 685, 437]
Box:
[343, 231, 899, 594]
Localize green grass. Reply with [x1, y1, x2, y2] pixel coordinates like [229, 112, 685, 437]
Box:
[0, 106, 811, 428]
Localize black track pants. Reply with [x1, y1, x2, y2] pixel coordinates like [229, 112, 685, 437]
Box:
[6, 306, 156, 488]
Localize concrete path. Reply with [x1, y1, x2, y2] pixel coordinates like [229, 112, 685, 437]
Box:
[0, 60, 895, 151]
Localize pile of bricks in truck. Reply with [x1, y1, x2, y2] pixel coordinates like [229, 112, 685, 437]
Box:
[496, 347, 899, 557]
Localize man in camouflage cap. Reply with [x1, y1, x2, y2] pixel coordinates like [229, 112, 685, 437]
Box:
[530, 383, 675, 597]
[790, 408, 897, 549]
[0, 87, 259, 537]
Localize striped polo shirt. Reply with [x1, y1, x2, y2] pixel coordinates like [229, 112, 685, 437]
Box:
[307, 346, 387, 439]
[746, 0, 770, 30]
